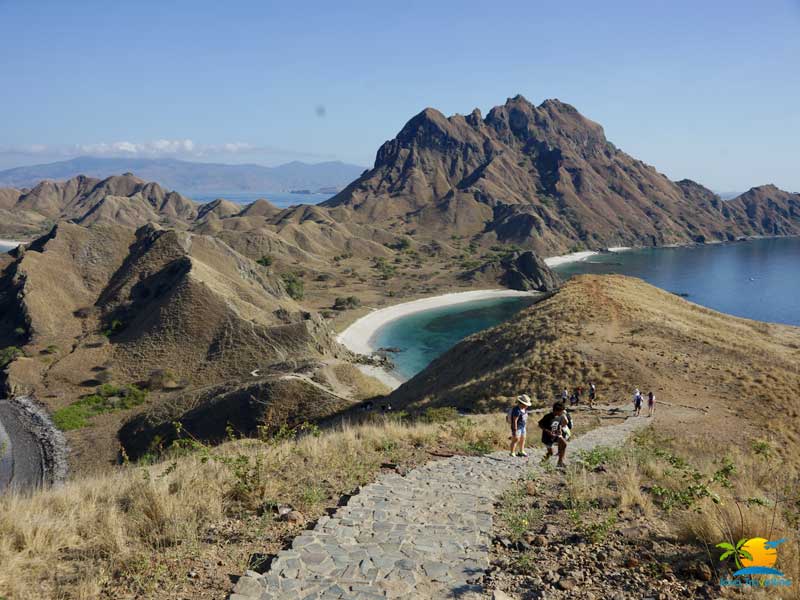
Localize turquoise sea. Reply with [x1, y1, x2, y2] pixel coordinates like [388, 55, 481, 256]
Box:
[371, 296, 538, 380]
[373, 237, 800, 382]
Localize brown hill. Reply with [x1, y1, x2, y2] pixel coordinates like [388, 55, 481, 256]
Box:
[237, 198, 281, 218]
[321, 95, 800, 254]
[389, 275, 800, 448]
[0, 188, 21, 210]
[0, 174, 206, 238]
[725, 184, 800, 236]
[0, 222, 356, 468]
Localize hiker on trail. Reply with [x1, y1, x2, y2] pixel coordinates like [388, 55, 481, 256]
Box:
[647, 391, 655, 417]
[633, 388, 643, 416]
[539, 401, 571, 468]
[509, 394, 532, 457]
[562, 388, 569, 403]
[569, 390, 578, 407]
[588, 382, 596, 408]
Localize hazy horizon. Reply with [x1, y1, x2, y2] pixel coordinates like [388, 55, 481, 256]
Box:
[2, 1, 799, 191]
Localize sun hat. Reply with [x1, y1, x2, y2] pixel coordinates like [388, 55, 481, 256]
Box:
[517, 394, 532, 406]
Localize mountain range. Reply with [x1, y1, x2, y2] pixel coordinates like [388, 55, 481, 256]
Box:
[320, 95, 800, 254]
[3, 96, 799, 256]
[0, 157, 366, 196]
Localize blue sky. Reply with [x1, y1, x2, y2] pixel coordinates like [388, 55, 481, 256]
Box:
[1, 0, 799, 191]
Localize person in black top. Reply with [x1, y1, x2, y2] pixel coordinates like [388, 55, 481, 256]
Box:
[538, 401, 570, 468]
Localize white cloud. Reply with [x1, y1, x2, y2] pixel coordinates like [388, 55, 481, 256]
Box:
[0, 139, 257, 159]
[73, 139, 238, 157]
[0, 140, 338, 169]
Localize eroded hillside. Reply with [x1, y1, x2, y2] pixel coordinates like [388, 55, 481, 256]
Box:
[0, 222, 367, 468]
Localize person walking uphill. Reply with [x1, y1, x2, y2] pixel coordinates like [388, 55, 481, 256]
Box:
[539, 402, 571, 468]
[633, 388, 643, 416]
[647, 391, 656, 417]
[509, 394, 532, 457]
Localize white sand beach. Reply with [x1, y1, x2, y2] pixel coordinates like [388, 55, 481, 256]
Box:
[544, 250, 598, 267]
[337, 288, 538, 390]
[544, 246, 632, 267]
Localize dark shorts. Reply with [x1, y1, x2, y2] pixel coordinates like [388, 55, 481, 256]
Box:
[542, 433, 560, 447]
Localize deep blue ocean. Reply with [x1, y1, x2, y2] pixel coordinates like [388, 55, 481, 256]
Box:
[373, 237, 800, 382]
[555, 237, 800, 327]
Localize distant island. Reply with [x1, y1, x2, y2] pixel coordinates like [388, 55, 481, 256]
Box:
[290, 186, 340, 195]
[0, 156, 366, 196]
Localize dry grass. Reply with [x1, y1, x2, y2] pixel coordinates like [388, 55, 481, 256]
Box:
[586, 427, 800, 597]
[0, 413, 509, 600]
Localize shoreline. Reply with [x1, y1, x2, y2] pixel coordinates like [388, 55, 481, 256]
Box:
[337, 289, 538, 390]
[544, 246, 631, 267]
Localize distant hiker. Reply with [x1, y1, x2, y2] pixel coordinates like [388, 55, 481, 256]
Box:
[509, 394, 532, 457]
[562, 388, 569, 403]
[633, 388, 643, 416]
[647, 391, 655, 417]
[569, 391, 578, 407]
[539, 401, 571, 468]
[574, 386, 582, 405]
[588, 382, 596, 408]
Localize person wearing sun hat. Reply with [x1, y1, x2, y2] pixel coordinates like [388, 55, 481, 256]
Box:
[509, 394, 533, 457]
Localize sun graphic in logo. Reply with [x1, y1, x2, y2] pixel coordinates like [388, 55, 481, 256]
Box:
[717, 537, 787, 576]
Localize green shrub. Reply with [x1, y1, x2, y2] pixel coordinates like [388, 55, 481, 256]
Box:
[333, 296, 361, 310]
[52, 384, 148, 431]
[281, 273, 304, 300]
[420, 406, 460, 424]
[372, 257, 396, 280]
[102, 319, 125, 337]
[499, 484, 543, 542]
[0, 346, 22, 368]
[577, 446, 623, 469]
[388, 237, 411, 251]
[256, 255, 273, 267]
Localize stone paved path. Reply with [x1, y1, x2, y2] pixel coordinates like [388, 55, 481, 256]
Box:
[230, 414, 648, 600]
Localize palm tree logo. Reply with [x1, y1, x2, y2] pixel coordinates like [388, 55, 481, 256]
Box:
[716, 538, 753, 571]
[717, 537, 786, 577]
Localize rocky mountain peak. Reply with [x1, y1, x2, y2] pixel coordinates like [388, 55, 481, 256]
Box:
[322, 95, 800, 254]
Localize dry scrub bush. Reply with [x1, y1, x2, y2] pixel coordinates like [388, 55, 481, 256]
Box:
[598, 428, 800, 594]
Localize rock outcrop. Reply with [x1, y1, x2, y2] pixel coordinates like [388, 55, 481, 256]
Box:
[462, 250, 560, 292]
